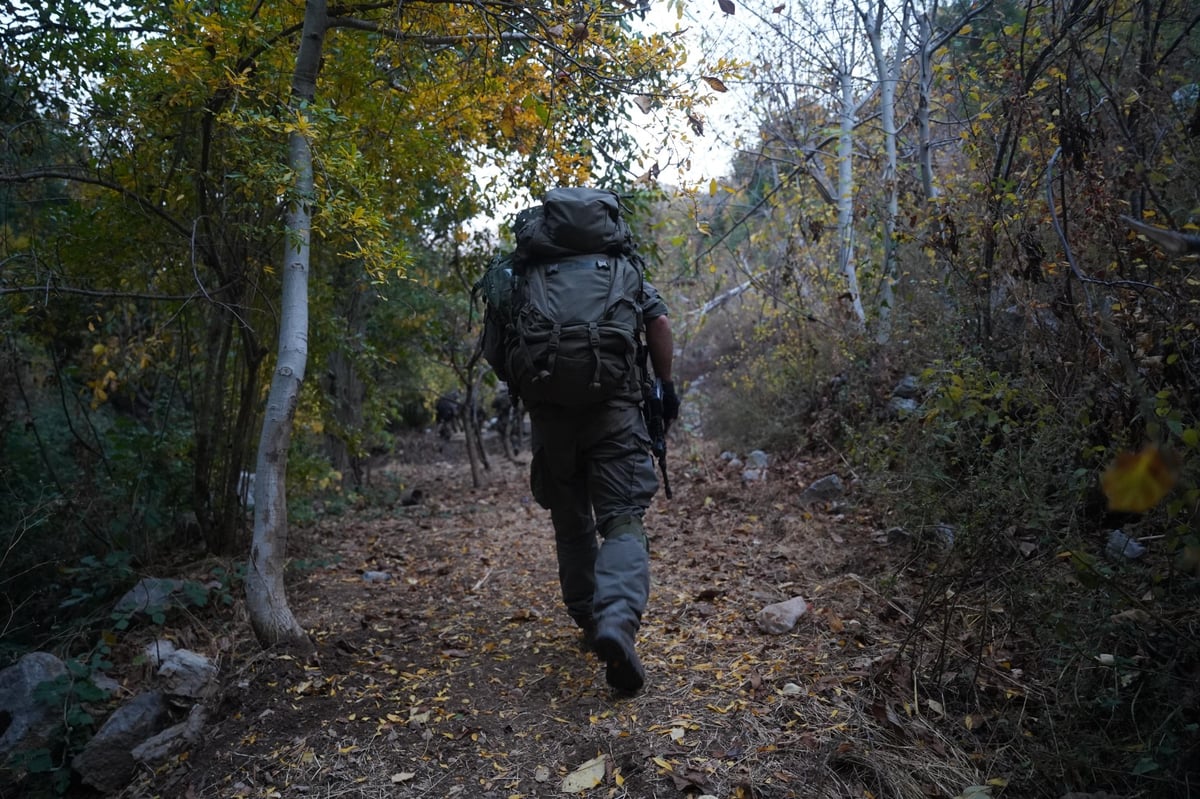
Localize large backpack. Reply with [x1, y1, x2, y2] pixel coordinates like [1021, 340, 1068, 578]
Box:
[475, 188, 646, 408]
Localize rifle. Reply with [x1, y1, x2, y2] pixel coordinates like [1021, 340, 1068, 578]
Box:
[644, 377, 672, 499]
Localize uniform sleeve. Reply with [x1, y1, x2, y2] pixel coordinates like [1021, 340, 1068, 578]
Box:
[641, 280, 669, 319]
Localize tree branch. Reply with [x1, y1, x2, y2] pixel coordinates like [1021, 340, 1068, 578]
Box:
[328, 16, 533, 44]
[0, 168, 193, 241]
[0, 284, 238, 301]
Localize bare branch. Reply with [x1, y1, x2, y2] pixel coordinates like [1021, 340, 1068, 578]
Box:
[0, 168, 192, 241]
[1121, 216, 1200, 258]
[0, 284, 239, 301]
[329, 16, 533, 44]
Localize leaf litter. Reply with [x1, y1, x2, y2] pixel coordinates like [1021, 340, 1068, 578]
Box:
[120, 432, 1001, 799]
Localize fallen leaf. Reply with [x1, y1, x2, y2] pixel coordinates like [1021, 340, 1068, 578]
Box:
[670, 768, 712, 791]
[391, 772, 415, 783]
[562, 755, 607, 793]
[1110, 609, 1150, 625]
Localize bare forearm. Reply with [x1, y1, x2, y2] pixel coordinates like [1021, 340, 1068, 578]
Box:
[645, 315, 673, 382]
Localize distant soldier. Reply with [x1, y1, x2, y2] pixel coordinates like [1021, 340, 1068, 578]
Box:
[435, 391, 462, 440]
[492, 386, 525, 455]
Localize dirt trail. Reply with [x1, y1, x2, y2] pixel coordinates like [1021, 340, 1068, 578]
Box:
[123, 433, 980, 799]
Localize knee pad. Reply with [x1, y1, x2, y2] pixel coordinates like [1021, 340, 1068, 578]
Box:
[601, 515, 649, 553]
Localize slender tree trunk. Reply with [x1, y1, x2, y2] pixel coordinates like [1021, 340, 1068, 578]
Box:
[324, 263, 371, 492]
[836, 69, 867, 330]
[859, 0, 908, 344]
[916, 10, 940, 204]
[245, 0, 327, 651]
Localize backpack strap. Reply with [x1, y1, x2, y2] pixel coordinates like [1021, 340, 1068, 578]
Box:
[590, 256, 621, 389]
[538, 322, 561, 384]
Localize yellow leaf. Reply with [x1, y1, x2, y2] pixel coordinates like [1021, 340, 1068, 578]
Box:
[652, 756, 673, 771]
[1101, 446, 1179, 512]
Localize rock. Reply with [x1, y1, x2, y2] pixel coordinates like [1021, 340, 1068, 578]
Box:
[73, 691, 170, 793]
[741, 468, 765, 483]
[144, 639, 178, 668]
[158, 650, 218, 702]
[931, 523, 956, 550]
[91, 672, 122, 696]
[0, 652, 68, 759]
[1105, 530, 1146, 561]
[756, 596, 809, 634]
[131, 704, 207, 767]
[113, 578, 195, 617]
[893, 374, 921, 399]
[746, 450, 770, 468]
[798, 474, 845, 505]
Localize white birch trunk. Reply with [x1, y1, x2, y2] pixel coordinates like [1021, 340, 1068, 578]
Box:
[836, 69, 867, 330]
[245, 0, 327, 651]
[917, 10, 940, 203]
[859, 0, 909, 343]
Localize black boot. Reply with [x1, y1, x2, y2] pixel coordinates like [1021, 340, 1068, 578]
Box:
[575, 617, 598, 654]
[593, 623, 644, 694]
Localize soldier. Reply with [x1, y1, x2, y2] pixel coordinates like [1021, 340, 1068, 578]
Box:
[527, 293, 677, 693]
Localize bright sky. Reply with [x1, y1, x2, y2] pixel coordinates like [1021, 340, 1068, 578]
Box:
[630, 0, 754, 187]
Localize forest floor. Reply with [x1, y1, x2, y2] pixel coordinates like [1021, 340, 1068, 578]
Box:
[121, 429, 1000, 799]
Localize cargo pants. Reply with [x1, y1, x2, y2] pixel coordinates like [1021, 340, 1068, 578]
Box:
[528, 401, 659, 638]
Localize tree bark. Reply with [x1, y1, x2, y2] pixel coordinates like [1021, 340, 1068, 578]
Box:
[858, 0, 908, 344]
[916, 10, 940, 204]
[245, 0, 327, 652]
[836, 69, 867, 330]
[324, 264, 371, 493]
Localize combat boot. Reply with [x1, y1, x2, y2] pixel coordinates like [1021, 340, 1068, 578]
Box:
[593, 622, 644, 694]
[577, 617, 598, 654]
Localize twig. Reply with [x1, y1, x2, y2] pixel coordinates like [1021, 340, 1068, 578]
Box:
[471, 567, 494, 592]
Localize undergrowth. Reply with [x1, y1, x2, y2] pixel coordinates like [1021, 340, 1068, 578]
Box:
[698, 301, 1200, 795]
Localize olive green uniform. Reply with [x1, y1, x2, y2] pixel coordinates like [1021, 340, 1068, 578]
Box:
[527, 283, 668, 641]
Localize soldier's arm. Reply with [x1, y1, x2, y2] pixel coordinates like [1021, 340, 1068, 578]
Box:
[645, 314, 673, 382]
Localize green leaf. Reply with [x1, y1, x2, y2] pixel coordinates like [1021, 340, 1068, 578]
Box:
[1132, 757, 1160, 775]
